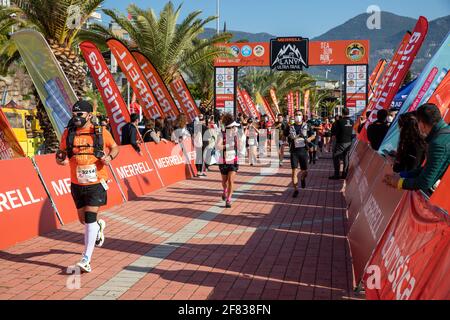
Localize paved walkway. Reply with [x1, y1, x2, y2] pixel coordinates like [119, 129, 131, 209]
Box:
[0, 153, 363, 300]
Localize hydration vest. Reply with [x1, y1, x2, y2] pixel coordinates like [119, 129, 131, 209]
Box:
[66, 121, 105, 159]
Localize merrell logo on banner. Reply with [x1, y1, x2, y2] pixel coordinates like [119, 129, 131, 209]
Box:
[0, 187, 42, 213]
[116, 162, 153, 179]
[271, 37, 309, 71]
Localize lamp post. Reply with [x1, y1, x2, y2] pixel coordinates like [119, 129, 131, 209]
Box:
[216, 0, 220, 35]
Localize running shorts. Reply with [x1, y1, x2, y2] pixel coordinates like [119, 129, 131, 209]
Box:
[71, 183, 107, 209]
[219, 164, 239, 175]
[290, 150, 308, 170]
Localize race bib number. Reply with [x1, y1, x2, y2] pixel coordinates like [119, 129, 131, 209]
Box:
[225, 150, 236, 162]
[248, 138, 255, 146]
[76, 164, 98, 184]
[294, 138, 306, 148]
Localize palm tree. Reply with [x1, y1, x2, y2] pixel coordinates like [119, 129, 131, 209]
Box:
[308, 89, 333, 115]
[11, 0, 105, 97]
[81, 2, 231, 84]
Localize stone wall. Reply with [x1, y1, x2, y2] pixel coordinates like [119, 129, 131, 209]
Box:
[0, 67, 37, 108]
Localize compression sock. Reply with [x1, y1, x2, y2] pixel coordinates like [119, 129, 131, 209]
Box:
[83, 212, 99, 262]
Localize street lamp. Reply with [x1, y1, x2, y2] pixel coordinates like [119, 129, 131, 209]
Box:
[325, 69, 331, 79]
[216, 0, 220, 35]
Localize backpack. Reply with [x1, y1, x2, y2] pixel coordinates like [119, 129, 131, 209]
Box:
[66, 120, 104, 159]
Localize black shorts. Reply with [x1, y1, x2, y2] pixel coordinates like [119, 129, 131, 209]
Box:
[290, 150, 308, 170]
[219, 163, 239, 175]
[71, 183, 107, 209]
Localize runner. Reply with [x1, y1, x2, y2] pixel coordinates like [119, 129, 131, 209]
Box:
[274, 113, 288, 166]
[307, 113, 322, 164]
[247, 118, 259, 166]
[285, 110, 315, 198]
[56, 100, 119, 273]
[323, 118, 333, 153]
[216, 113, 241, 208]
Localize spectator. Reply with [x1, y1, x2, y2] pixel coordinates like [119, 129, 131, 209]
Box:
[367, 109, 390, 151]
[172, 113, 191, 143]
[387, 109, 398, 125]
[392, 112, 426, 173]
[143, 119, 165, 143]
[193, 115, 208, 177]
[121, 113, 141, 153]
[329, 108, 354, 180]
[384, 103, 450, 195]
[162, 118, 174, 141]
[358, 111, 371, 134]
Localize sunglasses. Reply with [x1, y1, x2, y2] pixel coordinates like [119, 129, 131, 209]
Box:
[73, 112, 88, 117]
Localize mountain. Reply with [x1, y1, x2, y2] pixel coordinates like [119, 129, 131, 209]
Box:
[201, 12, 450, 79]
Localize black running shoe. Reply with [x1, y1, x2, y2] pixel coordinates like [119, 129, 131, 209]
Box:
[293, 190, 299, 198]
[225, 201, 231, 208]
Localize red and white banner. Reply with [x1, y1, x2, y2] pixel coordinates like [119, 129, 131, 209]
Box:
[427, 70, 450, 117]
[304, 90, 311, 117]
[358, 33, 411, 139]
[360, 17, 428, 142]
[107, 39, 164, 120]
[430, 167, 450, 213]
[34, 154, 124, 224]
[269, 88, 281, 115]
[0, 108, 26, 159]
[132, 51, 180, 120]
[236, 88, 251, 117]
[287, 91, 294, 117]
[240, 88, 259, 119]
[80, 41, 130, 143]
[295, 91, 300, 111]
[263, 96, 276, 121]
[0, 157, 57, 250]
[109, 145, 163, 200]
[369, 59, 387, 97]
[364, 191, 449, 300]
[170, 75, 200, 123]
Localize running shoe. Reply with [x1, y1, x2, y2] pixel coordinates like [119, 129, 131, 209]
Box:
[293, 189, 299, 198]
[301, 176, 306, 189]
[96, 219, 106, 247]
[225, 201, 232, 208]
[76, 256, 91, 273]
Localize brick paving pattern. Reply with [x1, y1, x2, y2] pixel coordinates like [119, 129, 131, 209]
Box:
[0, 154, 364, 300]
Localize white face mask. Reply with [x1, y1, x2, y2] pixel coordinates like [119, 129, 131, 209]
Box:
[387, 116, 394, 123]
[295, 116, 303, 123]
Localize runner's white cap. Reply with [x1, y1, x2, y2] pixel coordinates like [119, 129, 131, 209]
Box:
[226, 121, 241, 128]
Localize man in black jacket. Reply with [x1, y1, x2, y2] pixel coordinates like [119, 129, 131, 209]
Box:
[330, 108, 354, 180]
[121, 113, 141, 153]
[367, 109, 390, 151]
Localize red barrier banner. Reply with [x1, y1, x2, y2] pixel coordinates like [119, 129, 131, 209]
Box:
[170, 75, 200, 123]
[34, 154, 124, 224]
[109, 144, 163, 201]
[360, 17, 428, 142]
[0, 108, 26, 160]
[364, 191, 450, 300]
[430, 168, 450, 213]
[107, 39, 164, 119]
[145, 139, 197, 186]
[132, 51, 180, 120]
[0, 157, 58, 250]
[80, 41, 130, 143]
[241, 88, 259, 119]
[347, 153, 404, 285]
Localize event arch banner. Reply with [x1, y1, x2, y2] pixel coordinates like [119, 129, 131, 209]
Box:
[33, 154, 124, 225]
[132, 51, 180, 120]
[0, 157, 58, 250]
[109, 145, 163, 201]
[107, 39, 164, 120]
[80, 41, 131, 143]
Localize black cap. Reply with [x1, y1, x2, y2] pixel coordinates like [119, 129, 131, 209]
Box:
[72, 100, 93, 113]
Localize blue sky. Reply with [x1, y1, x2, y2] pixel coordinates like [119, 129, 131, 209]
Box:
[102, 0, 450, 38]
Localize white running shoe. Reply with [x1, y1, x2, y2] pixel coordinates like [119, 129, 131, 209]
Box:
[76, 256, 92, 273]
[96, 219, 106, 247]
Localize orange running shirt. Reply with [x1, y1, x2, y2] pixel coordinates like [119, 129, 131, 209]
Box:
[60, 124, 117, 185]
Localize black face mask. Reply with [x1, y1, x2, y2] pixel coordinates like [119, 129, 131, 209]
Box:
[72, 115, 88, 128]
